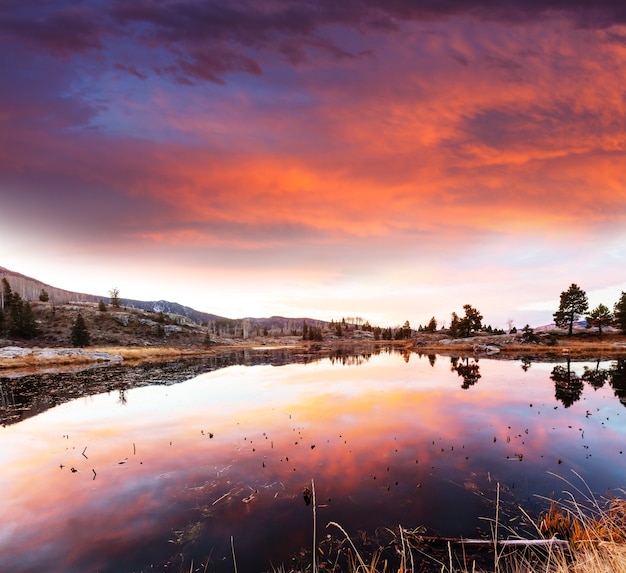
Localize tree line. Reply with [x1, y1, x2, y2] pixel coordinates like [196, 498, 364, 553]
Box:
[553, 283, 626, 336]
[2, 275, 626, 346]
[1, 278, 38, 339]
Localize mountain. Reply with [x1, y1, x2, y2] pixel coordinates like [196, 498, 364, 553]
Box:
[121, 298, 225, 325]
[0, 265, 226, 324]
[0, 266, 327, 329]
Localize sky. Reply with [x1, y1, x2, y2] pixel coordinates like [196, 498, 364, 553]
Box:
[1, 0, 625, 328]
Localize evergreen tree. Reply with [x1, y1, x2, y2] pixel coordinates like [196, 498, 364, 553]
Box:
[395, 320, 411, 339]
[39, 289, 49, 302]
[2, 277, 12, 311]
[615, 291, 626, 334]
[521, 324, 537, 343]
[426, 316, 437, 332]
[8, 294, 23, 337]
[20, 302, 37, 339]
[458, 304, 483, 338]
[8, 294, 38, 339]
[449, 312, 460, 337]
[586, 303, 613, 337]
[71, 313, 91, 347]
[553, 283, 588, 335]
[98, 300, 107, 312]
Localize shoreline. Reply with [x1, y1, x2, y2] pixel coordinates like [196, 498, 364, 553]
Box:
[2, 336, 626, 375]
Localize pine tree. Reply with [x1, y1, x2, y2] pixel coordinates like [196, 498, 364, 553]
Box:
[586, 303, 613, 337]
[39, 289, 49, 302]
[98, 300, 107, 312]
[20, 302, 37, 339]
[615, 292, 626, 334]
[448, 306, 483, 338]
[449, 312, 460, 337]
[553, 283, 588, 335]
[71, 313, 91, 347]
[2, 277, 12, 311]
[7, 294, 37, 339]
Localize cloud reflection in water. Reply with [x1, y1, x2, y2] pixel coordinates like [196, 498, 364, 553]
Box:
[1, 351, 625, 572]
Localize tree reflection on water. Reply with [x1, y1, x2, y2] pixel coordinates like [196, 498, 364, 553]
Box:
[549, 358, 626, 408]
[450, 356, 481, 389]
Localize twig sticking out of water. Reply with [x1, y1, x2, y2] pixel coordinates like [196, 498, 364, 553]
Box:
[312, 479, 317, 573]
[231, 535, 237, 573]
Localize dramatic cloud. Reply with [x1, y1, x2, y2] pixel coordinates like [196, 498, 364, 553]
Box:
[1, 1, 625, 325]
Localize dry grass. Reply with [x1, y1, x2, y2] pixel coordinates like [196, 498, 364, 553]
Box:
[420, 338, 626, 358]
[281, 477, 626, 573]
[0, 350, 114, 370]
[89, 345, 216, 362]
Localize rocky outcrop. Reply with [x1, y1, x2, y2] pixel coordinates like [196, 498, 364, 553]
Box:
[0, 346, 123, 366]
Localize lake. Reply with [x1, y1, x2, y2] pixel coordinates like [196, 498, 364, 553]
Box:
[1, 347, 625, 572]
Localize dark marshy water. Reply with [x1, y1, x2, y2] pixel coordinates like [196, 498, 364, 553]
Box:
[1, 348, 625, 572]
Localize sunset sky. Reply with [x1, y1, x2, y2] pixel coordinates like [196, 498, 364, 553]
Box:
[2, 1, 625, 328]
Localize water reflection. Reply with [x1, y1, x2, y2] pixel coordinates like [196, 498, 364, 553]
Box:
[546, 358, 626, 408]
[550, 359, 584, 408]
[1, 351, 625, 573]
[611, 360, 626, 405]
[582, 361, 610, 390]
[450, 356, 481, 389]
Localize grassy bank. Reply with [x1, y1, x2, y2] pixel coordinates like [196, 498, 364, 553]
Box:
[416, 334, 626, 359]
[2, 335, 626, 373]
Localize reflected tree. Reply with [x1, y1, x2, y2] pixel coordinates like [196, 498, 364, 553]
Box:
[451, 357, 481, 389]
[520, 357, 532, 372]
[609, 359, 626, 407]
[581, 360, 609, 390]
[428, 354, 436, 367]
[550, 359, 583, 407]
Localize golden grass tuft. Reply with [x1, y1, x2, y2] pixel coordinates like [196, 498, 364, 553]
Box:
[89, 345, 216, 362]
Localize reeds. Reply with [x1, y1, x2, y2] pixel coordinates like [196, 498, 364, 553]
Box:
[286, 474, 626, 573]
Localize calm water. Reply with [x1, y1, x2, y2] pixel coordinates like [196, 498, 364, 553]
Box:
[1, 349, 625, 572]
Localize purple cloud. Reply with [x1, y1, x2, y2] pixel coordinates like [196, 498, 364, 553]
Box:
[2, 0, 626, 85]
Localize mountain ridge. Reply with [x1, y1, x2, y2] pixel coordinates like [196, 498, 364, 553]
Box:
[0, 266, 327, 329]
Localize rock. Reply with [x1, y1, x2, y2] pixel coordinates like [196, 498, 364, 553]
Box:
[111, 313, 130, 326]
[0, 346, 33, 358]
[473, 344, 500, 355]
[1, 347, 123, 364]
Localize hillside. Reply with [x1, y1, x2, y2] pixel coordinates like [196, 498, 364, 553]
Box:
[0, 266, 336, 348]
[0, 266, 226, 324]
